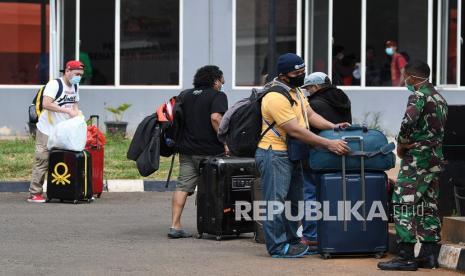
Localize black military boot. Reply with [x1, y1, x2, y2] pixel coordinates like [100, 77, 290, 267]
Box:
[415, 242, 440, 269]
[377, 243, 418, 271]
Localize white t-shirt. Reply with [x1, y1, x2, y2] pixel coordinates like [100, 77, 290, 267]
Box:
[36, 77, 80, 136]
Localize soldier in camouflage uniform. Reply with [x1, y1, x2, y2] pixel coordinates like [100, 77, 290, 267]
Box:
[379, 60, 448, 271]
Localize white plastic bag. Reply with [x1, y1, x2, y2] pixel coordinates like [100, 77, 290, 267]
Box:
[47, 115, 87, 151]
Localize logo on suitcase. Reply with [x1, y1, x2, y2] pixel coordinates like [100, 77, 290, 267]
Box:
[51, 162, 71, 185]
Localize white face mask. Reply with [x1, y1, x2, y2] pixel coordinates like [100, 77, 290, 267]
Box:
[220, 84, 224, 92]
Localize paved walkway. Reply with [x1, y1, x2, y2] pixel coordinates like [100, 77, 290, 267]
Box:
[0, 192, 458, 275]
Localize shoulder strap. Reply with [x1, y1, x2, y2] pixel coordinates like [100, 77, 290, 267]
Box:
[258, 85, 296, 140]
[264, 85, 296, 106]
[349, 142, 395, 158]
[55, 78, 64, 100]
[74, 84, 78, 93]
[35, 85, 46, 116]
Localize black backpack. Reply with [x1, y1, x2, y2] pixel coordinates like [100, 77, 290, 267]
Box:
[28, 78, 77, 123]
[226, 85, 295, 157]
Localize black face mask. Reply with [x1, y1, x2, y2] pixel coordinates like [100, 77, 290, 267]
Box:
[287, 73, 305, 88]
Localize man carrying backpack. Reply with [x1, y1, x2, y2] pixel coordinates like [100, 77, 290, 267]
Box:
[168, 65, 228, 238]
[255, 53, 350, 258]
[27, 60, 83, 203]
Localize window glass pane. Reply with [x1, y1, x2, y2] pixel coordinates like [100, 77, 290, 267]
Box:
[80, 0, 115, 85]
[366, 0, 428, 87]
[439, 0, 457, 85]
[0, 1, 49, 84]
[236, 0, 297, 86]
[461, 2, 465, 86]
[62, 0, 76, 70]
[120, 0, 179, 85]
[333, 0, 361, 86]
[308, 0, 329, 73]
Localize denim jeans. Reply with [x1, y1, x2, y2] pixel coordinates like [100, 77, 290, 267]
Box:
[255, 147, 304, 255]
[302, 168, 317, 242]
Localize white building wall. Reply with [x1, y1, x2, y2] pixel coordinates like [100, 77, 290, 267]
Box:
[0, 0, 464, 137]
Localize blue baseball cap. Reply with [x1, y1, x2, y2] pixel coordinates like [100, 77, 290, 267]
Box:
[277, 53, 305, 74]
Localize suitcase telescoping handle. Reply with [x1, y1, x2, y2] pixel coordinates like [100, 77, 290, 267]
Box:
[90, 115, 100, 128]
[341, 136, 367, 232]
[89, 115, 100, 148]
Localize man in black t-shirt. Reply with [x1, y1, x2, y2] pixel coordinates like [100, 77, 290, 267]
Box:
[168, 65, 228, 239]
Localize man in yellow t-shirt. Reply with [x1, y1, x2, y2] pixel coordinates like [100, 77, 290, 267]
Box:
[255, 53, 350, 258]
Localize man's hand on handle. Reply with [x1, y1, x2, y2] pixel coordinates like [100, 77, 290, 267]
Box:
[327, 139, 350, 155]
[224, 144, 230, 156]
[334, 122, 351, 130]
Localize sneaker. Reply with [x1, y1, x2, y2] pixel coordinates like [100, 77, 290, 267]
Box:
[167, 228, 193, 239]
[377, 256, 418, 271]
[27, 194, 46, 203]
[272, 243, 309, 258]
[305, 245, 319, 255]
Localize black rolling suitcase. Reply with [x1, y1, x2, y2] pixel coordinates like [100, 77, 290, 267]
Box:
[197, 157, 256, 240]
[46, 149, 93, 204]
[316, 137, 389, 259]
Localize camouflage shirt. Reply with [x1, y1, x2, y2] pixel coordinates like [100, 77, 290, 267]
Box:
[396, 83, 448, 170]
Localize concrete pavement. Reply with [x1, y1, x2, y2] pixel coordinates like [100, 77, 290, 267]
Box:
[0, 192, 459, 276]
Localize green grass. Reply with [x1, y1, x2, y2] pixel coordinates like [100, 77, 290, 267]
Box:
[0, 136, 178, 181]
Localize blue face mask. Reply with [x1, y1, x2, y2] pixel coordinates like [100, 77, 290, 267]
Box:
[70, 75, 81, 85]
[220, 84, 225, 92]
[385, 47, 394, 56]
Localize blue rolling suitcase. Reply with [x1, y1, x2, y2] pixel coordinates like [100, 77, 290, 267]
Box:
[316, 136, 389, 259]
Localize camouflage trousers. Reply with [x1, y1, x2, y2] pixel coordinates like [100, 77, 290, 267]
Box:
[392, 161, 441, 243]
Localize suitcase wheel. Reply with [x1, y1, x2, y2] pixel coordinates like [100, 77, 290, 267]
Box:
[45, 198, 51, 203]
[236, 233, 240, 238]
[375, 252, 385, 259]
[73, 200, 78, 204]
[216, 235, 222, 241]
[196, 233, 203, 239]
[60, 199, 64, 203]
[321, 253, 331, 260]
[87, 198, 92, 203]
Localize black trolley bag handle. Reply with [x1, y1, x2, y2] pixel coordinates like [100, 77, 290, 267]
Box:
[341, 135, 367, 232]
[89, 115, 100, 149]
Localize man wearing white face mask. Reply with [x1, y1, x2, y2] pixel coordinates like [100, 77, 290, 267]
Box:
[27, 60, 83, 203]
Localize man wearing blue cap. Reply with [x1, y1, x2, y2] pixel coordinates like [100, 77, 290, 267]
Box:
[255, 53, 350, 258]
[299, 72, 352, 248]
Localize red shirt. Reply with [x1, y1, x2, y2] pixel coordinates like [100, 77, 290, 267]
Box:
[390, 53, 407, 86]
